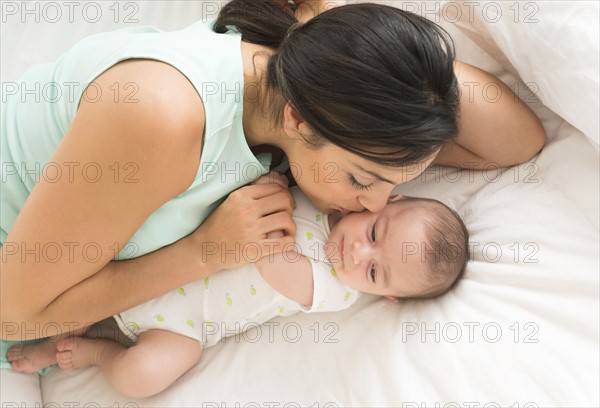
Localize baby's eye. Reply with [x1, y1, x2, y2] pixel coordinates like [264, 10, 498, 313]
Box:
[370, 264, 376, 283]
[371, 221, 376, 242]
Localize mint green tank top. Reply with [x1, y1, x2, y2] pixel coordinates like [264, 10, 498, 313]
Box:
[1, 20, 280, 259]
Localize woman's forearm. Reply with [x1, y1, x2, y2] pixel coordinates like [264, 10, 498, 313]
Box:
[438, 61, 546, 169]
[1, 236, 214, 341]
[2, 179, 295, 341]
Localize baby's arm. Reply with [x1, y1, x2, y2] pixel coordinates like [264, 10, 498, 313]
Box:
[256, 252, 314, 307]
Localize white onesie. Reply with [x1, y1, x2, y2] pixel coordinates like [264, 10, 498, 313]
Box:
[114, 188, 360, 348]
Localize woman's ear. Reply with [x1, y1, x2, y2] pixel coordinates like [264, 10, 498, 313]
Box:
[283, 103, 312, 139]
[283, 103, 303, 135]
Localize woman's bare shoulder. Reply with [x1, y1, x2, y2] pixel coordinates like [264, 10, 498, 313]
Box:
[78, 59, 206, 194]
[0, 60, 207, 328]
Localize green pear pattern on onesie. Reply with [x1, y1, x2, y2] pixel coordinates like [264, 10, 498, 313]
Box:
[113, 188, 359, 349]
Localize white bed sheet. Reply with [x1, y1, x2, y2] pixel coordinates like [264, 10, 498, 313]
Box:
[1, 1, 598, 407]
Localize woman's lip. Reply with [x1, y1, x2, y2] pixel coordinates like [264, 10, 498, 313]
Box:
[337, 207, 351, 215]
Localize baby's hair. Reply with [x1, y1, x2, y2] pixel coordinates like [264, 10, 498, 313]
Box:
[394, 196, 469, 299]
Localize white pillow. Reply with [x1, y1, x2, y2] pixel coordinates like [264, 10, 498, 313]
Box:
[437, 0, 599, 151]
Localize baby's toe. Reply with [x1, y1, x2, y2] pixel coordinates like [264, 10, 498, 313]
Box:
[6, 345, 25, 362]
[56, 338, 76, 353]
[56, 351, 74, 370]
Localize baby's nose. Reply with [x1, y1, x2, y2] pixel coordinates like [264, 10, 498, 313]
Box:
[351, 241, 372, 265]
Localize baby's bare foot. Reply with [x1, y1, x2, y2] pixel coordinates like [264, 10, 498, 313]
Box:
[56, 336, 100, 370]
[7, 342, 58, 373]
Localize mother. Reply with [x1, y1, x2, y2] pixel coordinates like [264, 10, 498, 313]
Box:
[0, 0, 545, 342]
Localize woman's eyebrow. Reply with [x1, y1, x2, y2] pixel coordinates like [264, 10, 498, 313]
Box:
[354, 163, 396, 185]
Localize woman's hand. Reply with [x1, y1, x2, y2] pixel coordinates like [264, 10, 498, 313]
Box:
[253, 171, 290, 239]
[273, 0, 346, 22]
[188, 182, 297, 271]
[253, 171, 289, 189]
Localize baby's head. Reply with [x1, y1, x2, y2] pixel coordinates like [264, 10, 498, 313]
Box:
[325, 196, 469, 301]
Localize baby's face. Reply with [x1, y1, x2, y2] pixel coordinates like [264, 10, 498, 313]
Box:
[325, 201, 432, 299]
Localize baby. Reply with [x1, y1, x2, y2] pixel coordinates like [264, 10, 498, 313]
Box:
[8, 178, 469, 398]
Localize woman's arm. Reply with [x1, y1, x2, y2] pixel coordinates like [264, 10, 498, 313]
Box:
[434, 61, 547, 169]
[1, 60, 203, 340]
[1, 235, 211, 341]
[1, 60, 295, 340]
[1, 181, 296, 341]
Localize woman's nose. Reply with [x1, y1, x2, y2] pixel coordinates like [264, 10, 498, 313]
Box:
[351, 241, 374, 265]
[359, 192, 388, 213]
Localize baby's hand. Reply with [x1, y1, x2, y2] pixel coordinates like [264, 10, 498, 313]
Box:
[252, 171, 290, 239]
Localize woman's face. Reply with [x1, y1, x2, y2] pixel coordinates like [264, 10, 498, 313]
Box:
[285, 141, 436, 214]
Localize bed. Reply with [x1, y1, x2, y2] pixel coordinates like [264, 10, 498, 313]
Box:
[1, 1, 598, 406]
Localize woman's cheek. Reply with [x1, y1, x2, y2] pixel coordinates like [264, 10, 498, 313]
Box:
[296, 177, 326, 206]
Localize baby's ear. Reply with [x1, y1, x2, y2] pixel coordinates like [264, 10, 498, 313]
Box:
[387, 194, 403, 203]
[384, 296, 399, 303]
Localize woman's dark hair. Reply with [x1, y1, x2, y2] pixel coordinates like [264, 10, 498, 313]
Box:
[214, 0, 459, 167]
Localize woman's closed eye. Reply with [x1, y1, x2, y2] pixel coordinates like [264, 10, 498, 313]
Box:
[348, 174, 374, 191]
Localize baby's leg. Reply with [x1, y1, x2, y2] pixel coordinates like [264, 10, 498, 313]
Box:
[56, 329, 202, 399]
[7, 325, 89, 373]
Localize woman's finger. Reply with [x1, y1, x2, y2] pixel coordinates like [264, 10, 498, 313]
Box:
[257, 211, 297, 238]
[235, 182, 292, 201]
[253, 171, 289, 188]
[233, 183, 296, 212]
[192, 180, 297, 270]
[255, 190, 295, 217]
[257, 235, 297, 261]
[265, 230, 285, 239]
[265, 171, 289, 187]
